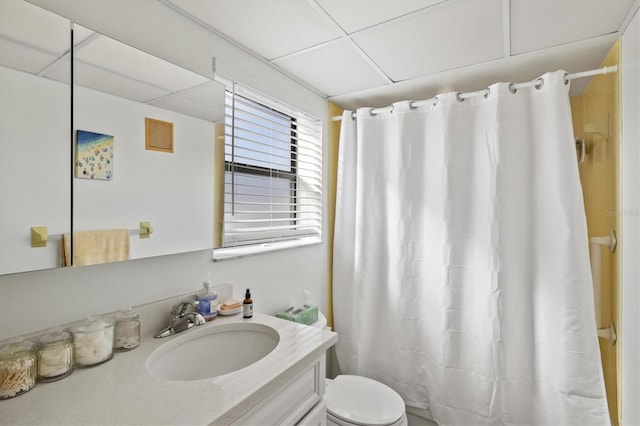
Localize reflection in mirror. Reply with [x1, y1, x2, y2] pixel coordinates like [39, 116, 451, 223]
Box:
[70, 24, 225, 266]
[0, 0, 71, 275]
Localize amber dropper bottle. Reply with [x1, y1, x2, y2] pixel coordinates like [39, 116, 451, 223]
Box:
[243, 288, 253, 318]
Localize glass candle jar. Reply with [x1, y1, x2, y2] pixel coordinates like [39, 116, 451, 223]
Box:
[70, 315, 114, 367]
[0, 338, 37, 399]
[37, 328, 74, 382]
[114, 308, 140, 351]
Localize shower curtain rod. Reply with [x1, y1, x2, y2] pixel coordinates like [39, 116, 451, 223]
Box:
[331, 65, 618, 121]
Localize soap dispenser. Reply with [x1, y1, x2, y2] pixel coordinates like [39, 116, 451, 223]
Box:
[196, 275, 218, 321]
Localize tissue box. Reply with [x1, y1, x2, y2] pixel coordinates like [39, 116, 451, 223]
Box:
[276, 304, 318, 325]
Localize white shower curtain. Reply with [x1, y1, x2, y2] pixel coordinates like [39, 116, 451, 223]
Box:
[333, 71, 610, 425]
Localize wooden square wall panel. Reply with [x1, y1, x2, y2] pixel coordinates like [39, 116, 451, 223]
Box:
[145, 117, 173, 153]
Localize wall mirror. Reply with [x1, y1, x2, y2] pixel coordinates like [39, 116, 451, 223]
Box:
[0, 0, 72, 275]
[0, 0, 226, 275]
[70, 23, 224, 267]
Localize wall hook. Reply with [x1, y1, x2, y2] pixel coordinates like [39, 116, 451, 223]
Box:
[140, 222, 154, 239]
[30, 226, 48, 247]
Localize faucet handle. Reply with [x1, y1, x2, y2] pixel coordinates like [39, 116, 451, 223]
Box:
[171, 300, 198, 317]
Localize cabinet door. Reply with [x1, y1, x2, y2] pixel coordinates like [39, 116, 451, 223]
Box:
[233, 356, 325, 425]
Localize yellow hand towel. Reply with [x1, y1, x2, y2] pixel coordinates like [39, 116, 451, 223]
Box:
[62, 229, 130, 267]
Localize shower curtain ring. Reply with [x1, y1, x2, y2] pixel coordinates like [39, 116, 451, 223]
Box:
[369, 108, 377, 116]
[535, 77, 545, 90]
[409, 101, 417, 110]
[509, 83, 517, 94]
[484, 88, 491, 99]
[432, 96, 439, 107]
[564, 72, 569, 85]
[456, 92, 465, 102]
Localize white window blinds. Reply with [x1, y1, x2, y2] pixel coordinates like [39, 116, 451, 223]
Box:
[223, 84, 323, 247]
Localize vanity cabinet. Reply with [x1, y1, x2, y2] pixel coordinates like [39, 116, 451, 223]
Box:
[0, 313, 337, 426]
[232, 355, 327, 425]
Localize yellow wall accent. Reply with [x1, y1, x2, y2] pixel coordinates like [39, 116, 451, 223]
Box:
[327, 102, 344, 329]
[570, 38, 621, 425]
[213, 122, 225, 248]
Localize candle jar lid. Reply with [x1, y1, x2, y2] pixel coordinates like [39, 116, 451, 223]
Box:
[70, 315, 115, 333]
[38, 328, 71, 346]
[115, 308, 140, 323]
[0, 338, 35, 360]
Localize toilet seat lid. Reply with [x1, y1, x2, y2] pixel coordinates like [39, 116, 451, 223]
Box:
[325, 375, 405, 426]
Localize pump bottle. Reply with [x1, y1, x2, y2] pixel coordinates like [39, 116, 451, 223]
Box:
[196, 274, 218, 321]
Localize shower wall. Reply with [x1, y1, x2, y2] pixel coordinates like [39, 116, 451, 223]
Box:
[570, 39, 621, 425]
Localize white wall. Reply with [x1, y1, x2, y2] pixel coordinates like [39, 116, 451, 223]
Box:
[74, 84, 214, 259]
[621, 8, 640, 425]
[0, 66, 70, 274]
[0, 0, 328, 340]
[0, 245, 327, 340]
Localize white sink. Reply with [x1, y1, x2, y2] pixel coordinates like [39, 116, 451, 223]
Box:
[146, 322, 280, 381]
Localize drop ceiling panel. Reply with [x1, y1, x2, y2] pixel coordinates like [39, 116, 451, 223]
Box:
[14, 0, 637, 110]
[0, 0, 70, 55]
[40, 56, 70, 85]
[0, 39, 60, 75]
[149, 94, 224, 122]
[72, 61, 170, 103]
[274, 39, 390, 97]
[329, 34, 619, 111]
[511, 0, 635, 55]
[316, 0, 444, 33]
[180, 81, 226, 105]
[73, 25, 99, 45]
[352, 0, 504, 82]
[168, 0, 342, 60]
[75, 35, 209, 92]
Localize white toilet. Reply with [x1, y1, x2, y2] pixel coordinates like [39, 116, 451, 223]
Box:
[312, 314, 408, 426]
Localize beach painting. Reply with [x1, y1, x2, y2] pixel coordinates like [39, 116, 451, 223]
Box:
[75, 130, 114, 180]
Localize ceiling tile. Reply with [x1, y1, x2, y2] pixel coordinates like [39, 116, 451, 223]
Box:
[73, 25, 98, 46]
[352, 0, 504, 82]
[511, 0, 635, 55]
[72, 61, 170, 103]
[180, 81, 226, 106]
[169, 0, 343, 60]
[0, 0, 70, 55]
[0, 38, 60, 75]
[317, 0, 444, 33]
[274, 39, 389, 97]
[149, 93, 224, 122]
[40, 56, 71, 85]
[330, 34, 619, 110]
[75, 35, 209, 92]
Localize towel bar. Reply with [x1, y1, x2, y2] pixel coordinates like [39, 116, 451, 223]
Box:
[30, 222, 154, 247]
[589, 229, 617, 346]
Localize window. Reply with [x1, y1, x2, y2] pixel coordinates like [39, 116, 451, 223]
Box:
[214, 83, 322, 258]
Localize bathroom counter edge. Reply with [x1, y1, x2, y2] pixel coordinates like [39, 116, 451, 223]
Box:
[0, 313, 338, 425]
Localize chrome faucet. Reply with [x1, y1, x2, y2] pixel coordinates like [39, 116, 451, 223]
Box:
[154, 300, 206, 338]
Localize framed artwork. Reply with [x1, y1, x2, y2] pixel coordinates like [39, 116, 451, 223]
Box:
[76, 130, 114, 180]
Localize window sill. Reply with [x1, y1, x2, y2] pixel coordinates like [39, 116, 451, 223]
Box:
[213, 236, 322, 262]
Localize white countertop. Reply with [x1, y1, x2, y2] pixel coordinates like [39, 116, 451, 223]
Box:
[0, 313, 337, 425]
